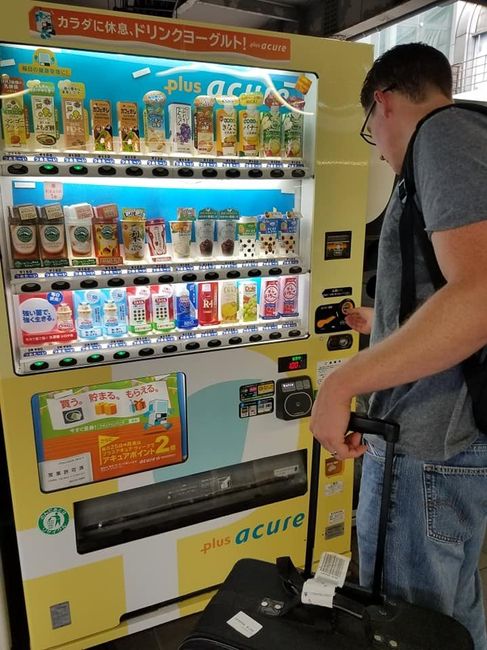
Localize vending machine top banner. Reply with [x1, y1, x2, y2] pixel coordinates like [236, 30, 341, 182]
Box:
[29, 5, 292, 61]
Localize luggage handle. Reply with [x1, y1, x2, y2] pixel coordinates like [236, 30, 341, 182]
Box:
[305, 412, 400, 605]
[348, 413, 399, 443]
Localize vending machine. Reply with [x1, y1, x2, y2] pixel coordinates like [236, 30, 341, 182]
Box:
[0, 3, 371, 648]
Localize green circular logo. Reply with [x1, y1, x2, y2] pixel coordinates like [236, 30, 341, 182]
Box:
[44, 226, 60, 242]
[17, 226, 33, 243]
[73, 226, 89, 243]
[38, 507, 69, 535]
[100, 225, 114, 239]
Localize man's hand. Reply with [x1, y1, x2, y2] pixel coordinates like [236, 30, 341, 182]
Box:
[310, 372, 367, 460]
[344, 307, 374, 336]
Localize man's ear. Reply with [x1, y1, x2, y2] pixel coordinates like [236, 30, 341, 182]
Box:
[374, 89, 392, 117]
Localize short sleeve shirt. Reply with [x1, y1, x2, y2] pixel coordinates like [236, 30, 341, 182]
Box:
[367, 107, 487, 460]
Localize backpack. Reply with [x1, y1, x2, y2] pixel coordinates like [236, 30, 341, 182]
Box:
[398, 102, 487, 432]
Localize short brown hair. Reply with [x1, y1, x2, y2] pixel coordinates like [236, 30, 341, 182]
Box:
[360, 43, 452, 109]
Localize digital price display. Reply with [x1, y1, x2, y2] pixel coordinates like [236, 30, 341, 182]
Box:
[278, 354, 307, 373]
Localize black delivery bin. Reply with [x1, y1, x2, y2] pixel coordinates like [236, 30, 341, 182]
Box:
[179, 413, 473, 650]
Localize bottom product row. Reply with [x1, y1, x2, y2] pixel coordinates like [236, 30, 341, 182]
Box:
[16, 276, 301, 346]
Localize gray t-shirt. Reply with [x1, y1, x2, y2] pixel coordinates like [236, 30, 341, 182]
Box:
[366, 106, 487, 461]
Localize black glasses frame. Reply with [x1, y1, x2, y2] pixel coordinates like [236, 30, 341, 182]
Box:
[359, 84, 396, 146]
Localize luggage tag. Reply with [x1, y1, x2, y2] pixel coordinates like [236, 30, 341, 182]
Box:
[301, 552, 351, 608]
[226, 611, 263, 638]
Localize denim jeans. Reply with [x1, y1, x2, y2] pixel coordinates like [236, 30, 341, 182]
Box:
[357, 434, 487, 650]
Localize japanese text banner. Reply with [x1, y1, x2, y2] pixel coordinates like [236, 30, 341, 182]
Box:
[29, 6, 291, 61]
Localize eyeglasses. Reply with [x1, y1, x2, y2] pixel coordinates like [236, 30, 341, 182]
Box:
[359, 85, 396, 146]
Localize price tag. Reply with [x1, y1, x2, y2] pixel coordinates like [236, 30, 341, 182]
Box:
[44, 182, 63, 201]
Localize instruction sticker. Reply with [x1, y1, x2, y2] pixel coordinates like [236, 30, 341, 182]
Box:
[239, 398, 274, 418]
[240, 381, 275, 401]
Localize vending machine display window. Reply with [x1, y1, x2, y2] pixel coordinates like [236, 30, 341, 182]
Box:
[0, 42, 317, 375]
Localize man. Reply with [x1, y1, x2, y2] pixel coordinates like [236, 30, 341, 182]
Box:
[310, 43, 487, 649]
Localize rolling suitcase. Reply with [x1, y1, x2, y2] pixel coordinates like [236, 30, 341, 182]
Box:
[179, 413, 473, 649]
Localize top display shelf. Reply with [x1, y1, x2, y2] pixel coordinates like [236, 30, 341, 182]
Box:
[1, 151, 310, 180]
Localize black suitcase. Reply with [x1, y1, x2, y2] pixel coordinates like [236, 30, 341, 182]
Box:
[179, 413, 473, 649]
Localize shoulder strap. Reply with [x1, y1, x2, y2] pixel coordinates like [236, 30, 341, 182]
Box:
[399, 102, 487, 324]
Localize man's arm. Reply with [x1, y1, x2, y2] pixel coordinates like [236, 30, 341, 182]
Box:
[310, 218, 487, 458]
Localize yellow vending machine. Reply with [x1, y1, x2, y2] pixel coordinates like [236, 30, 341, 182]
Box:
[0, 3, 371, 648]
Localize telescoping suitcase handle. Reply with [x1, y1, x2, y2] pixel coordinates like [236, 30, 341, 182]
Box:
[305, 412, 399, 604]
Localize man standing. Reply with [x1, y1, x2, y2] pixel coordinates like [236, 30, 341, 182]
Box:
[310, 43, 487, 649]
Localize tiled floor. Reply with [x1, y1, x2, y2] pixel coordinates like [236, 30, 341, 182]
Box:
[92, 531, 487, 650]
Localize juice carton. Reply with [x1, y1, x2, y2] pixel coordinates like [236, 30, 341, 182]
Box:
[258, 213, 280, 257]
[117, 101, 140, 153]
[193, 95, 215, 156]
[58, 80, 88, 149]
[17, 291, 76, 345]
[90, 99, 113, 152]
[143, 90, 166, 153]
[151, 284, 175, 333]
[127, 286, 152, 336]
[28, 80, 58, 147]
[215, 96, 238, 157]
[37, 203, 69, 267]
[261, 94, 282, 157]
[278, 211, 301, 256]
[174, 283, 198, 329]
[121, 208, 146, 262]
[259, 278, 280, 320]
[101, 287, 128, 338]
[146, 219, 170, 263]
[64, 203, 96, 266]
[278, 276, 299, 317]
[8, 204, 41, 269]
[239, 281, 258, 322]
[219, 280, 238, 324]
[238, 93, 263, 157]
[1, 76, 28, 147]
[282, 96, 305, 158]
[169, 103, 193, 154]
[198, 282, 219, 326]
[93, 204, 123, 266]
[73, 289, 104, 340]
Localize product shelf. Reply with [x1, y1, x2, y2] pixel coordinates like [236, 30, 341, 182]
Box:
[11, 257, 306, 293]
[19, 316, 306, 374]
[2, 151, 310, 180]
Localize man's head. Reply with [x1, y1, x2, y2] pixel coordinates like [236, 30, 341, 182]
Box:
[360, 43, 453, 173]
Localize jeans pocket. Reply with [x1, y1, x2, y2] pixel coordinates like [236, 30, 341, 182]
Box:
[423, 463, 487, 543]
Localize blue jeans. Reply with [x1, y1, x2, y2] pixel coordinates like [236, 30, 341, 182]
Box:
[357, 434, 487, 650]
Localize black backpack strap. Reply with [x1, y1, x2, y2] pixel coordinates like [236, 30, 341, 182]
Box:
[399, 102, 487, 324]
